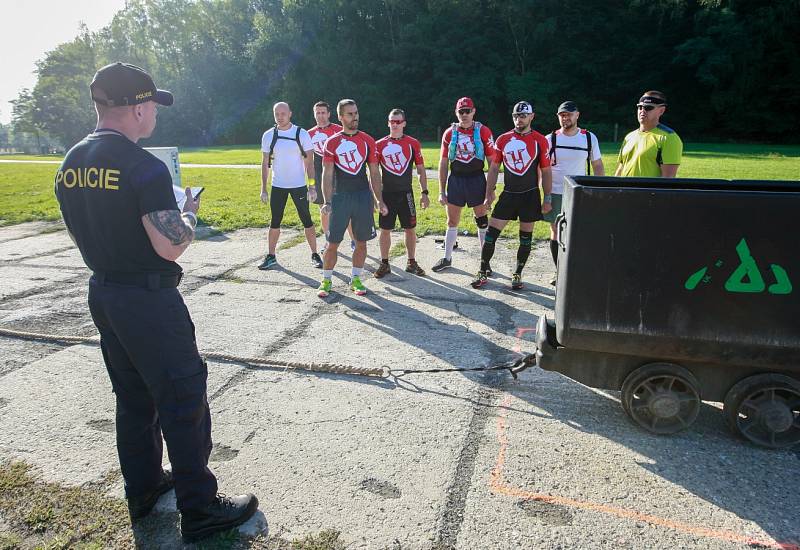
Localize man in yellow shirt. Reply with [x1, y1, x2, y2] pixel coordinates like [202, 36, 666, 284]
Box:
[615, 90, 682, 177]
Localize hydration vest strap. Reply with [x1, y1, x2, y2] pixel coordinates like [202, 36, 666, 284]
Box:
[448, 122, 484, 161]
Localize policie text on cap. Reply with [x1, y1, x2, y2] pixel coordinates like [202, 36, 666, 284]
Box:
[90, 62, 174, 107]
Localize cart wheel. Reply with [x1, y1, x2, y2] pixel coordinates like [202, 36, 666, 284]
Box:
[621, 363, 700, 434]
[723, 373, 800, 449]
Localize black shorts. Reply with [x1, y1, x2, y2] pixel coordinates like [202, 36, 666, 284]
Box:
[491, 189, 542, 223]
[379, 190, 417, 230]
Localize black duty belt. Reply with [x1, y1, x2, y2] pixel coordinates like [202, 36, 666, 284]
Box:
[93, 271, 183, 290]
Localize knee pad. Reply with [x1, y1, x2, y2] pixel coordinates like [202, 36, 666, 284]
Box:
[485, 225, 501, 244]
[519, 231, 533, 247]
[475, 215, 489, 229]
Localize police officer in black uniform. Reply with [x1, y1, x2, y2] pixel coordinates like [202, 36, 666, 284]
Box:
[54, 62, 257, 543]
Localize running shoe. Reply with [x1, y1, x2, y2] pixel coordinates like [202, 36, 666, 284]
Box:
[311, 252, 323, 268]
[257, 254, 277, 270]
[470, 271, 488, 289]
[511, 273, 524, 290]
[431, 257, 452, 272]
[405, 259, 425, 276]
[350, 276, 367, 296]
[374, 262, 391, 279]
[317, 279, 332, 297]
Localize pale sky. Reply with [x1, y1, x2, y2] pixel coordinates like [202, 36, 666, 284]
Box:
[0, 0, 127, 123]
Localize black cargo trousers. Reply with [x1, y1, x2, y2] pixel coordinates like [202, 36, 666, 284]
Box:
[87, 274, 218, 511]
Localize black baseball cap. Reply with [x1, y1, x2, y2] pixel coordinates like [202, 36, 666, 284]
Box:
[512, 101, 534, 114]
[90, 62, 174, 107]
[557, 101, 579, 113]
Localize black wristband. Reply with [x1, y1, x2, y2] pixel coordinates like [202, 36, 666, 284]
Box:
[421, 189, 429, 195]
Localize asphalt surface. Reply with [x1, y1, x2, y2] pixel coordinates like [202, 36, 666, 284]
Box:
[0, 221, 797, 549]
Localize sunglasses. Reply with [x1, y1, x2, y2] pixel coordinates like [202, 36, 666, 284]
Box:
[512, 113, 530, 119]
[458, 108, 473, 115]
[637, 104, 660, 111]
[388, 120, 405, 124]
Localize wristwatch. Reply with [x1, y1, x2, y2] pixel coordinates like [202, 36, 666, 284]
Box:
[543, 194, 553, 203]
[421, 189, 429, 195]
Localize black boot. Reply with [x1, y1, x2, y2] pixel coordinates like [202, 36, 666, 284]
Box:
[181, 493, 259, 543]
[127, 469, 174, 521]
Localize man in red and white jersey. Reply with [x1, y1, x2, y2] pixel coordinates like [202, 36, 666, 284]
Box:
[318, 99, 387, 297]
[432, 97, 495, 273]
[472, 101, 552, 290]
[373, 108, 430, 278]
[308, 101, 342, 248]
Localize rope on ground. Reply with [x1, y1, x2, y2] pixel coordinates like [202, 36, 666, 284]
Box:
[0, 327, 385, 377]
[0, 326, 536, 379]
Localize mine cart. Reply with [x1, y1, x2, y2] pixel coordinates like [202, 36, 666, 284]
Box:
[534, 176, 800, 448]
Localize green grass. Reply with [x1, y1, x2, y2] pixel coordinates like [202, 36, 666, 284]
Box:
[0, 460, 347, 549]
[389, 241, 407, 258]
[0, 164, 62, 225]
[5, 141, 799, 168]
[2, 143, 798, 240]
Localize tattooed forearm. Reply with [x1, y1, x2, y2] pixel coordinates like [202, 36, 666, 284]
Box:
[146, 210, 195, 246]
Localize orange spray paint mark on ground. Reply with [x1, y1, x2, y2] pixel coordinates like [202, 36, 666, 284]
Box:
[513, 326, 536, 354]
[489, 394, 800, 550]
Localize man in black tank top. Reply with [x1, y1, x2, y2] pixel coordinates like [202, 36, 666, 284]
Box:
[54, 62, 257, 543]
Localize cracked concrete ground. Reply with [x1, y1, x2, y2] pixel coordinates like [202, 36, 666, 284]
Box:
[0, 221, 798, 549]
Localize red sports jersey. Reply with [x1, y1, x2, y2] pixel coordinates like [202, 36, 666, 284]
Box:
[376, 134, 425, 192]
[308, 123, 342, 158]
[439, 123, 495, 174]
[492, 130, 551, 193]
[323, 131, 378, 193]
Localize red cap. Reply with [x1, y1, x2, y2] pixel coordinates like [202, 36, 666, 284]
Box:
[456, 97, 474, 110]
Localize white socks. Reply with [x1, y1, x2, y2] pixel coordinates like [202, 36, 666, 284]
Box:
[478, 227, 487, 248]
[323, 269, 333, 280]
[445, 227, 459, 260]
[351, 267, 362, 278]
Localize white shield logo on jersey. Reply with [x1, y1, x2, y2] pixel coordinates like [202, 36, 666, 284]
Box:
[503, 137, 535, 175]
[335, 138, 366, 175]
[382, 142, 409, 176]
[311, 131, 328, 155]
[455, 132, 476, 162]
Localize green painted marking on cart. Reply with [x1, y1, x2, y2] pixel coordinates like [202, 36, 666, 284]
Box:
[684, 238, 792, 295]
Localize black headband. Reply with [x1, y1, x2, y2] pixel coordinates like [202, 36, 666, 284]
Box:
[639, 95, 666, 105]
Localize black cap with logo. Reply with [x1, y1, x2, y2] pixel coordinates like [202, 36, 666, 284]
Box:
[90, 62, 174, 107]
[557, 101, 579, 113]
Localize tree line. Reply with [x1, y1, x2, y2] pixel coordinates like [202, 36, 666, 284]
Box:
[9, 0, 800, 150]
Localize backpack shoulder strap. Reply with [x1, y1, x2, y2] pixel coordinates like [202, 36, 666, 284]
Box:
[584, 129, 592, 175]
[656, 134, 664, 165]
[295, 126, 307, 158]
[267, 125, 279, 167]
[548, 130, 558, 165]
